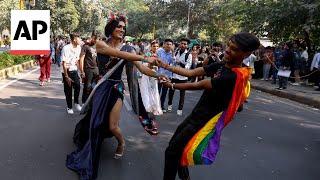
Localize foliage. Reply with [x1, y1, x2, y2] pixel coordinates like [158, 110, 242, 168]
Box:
[219, 0, 320, 45]
[0, 0, 319, 46]
[0, 52, 34, 70]
[0, 0, 18, 31]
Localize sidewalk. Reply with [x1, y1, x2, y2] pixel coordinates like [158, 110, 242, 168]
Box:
[251, 79, 320, 108]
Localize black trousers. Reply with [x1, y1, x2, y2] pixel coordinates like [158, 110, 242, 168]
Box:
[62, 71, 80, 109]
[82, 68, 99, 104]
[168, 79, 188, 110]
[164, 118, 202, 180]
[158, 83, 169, 109]
[309, 68, 320, 86]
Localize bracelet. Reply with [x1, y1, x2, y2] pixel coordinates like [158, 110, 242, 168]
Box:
[171, 83, 175, 90]
[141, 55, 149, 63]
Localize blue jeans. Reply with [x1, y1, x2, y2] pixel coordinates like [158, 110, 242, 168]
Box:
[263, 64, 271, 80]
[272, 67, 278, 84]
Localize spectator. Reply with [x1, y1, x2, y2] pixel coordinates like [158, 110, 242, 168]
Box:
[277, 43, 292, 90]
[310, 48, 320, 91]
[168, 38, 192, 116]
[261, 47, 274, 81]
[157, 39, 174, 112]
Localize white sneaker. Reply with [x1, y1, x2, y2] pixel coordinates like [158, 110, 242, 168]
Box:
[167, 105, 173, 112]
[67, 108, 74, 114]
[162, 109, 167, 113]
[75, 104, 82, 111]
[177, 110, 182, 116]
[47, 78, 51, 83]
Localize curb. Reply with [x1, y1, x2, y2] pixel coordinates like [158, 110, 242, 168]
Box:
[0, 60, 36, 80]
[251, 84, 320, 109]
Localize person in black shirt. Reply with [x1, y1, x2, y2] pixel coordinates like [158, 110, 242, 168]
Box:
[79, 30, 100, 103]
[156, 32, 260, 180]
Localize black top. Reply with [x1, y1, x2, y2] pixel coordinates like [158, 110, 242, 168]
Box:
[281, 49, 292, 68]
[96, 45, 135, 80]
[81, 44, 97, 69]
[186, 62, 236, 126]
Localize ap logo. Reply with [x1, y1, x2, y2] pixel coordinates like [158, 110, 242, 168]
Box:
[10, 10, 50, 55]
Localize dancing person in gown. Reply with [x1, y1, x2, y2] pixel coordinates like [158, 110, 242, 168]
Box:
[66, 14, 162, 180]
[156, 32, 260, 180]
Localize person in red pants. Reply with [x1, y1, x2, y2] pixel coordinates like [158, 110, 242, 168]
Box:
[37, 54, 51, 86]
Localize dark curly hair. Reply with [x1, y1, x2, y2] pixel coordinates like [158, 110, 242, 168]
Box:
[104, 16, 127, 38]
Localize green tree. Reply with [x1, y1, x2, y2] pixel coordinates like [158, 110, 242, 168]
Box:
[0, 0, 18, 32]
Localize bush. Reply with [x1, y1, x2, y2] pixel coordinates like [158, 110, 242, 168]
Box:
[0, 52, 34, 70]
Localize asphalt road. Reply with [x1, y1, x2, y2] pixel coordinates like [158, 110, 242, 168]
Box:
[0, 65, 319, 180]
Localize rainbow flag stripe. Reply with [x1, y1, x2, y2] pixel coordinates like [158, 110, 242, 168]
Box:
[181, 68, 251, 166]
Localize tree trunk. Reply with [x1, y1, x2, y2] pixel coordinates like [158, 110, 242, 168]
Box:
[304, 29, 312, 55]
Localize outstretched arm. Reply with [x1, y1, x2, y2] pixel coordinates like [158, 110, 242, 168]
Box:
[96, 40, 156, 63]
[133, 61, 162, 78]
[162, 79, 212, 91]
[156, 59, 206, 77]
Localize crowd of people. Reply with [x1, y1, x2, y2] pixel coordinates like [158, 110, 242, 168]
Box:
[39, 13, 260, 180]
[244, 41, 320, 91]
[47, 33, 232, 116]
[32, 13, 319, 180]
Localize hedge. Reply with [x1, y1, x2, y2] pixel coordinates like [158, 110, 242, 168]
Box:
[0, 52, 34, 70]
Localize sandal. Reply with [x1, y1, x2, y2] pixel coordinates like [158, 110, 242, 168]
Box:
[114, 143, 125, 159]
[139, 117, 159, 136]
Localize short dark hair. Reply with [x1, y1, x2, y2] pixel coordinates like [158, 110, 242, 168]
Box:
[91, 30, 100, 38]
[164, 39, 173, 44]
[70, 32, 80, 41]
[230, 32, 260, 52]
[180, 38, 190, 44]
[104, 16, 127, 38]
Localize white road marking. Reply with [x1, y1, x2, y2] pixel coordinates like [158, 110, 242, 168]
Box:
[0, 67, 39, 91]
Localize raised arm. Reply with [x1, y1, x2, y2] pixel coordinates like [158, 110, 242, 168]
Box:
[96, 40, 155, 63]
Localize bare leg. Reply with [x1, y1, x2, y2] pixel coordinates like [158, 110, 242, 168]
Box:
[109, 98, 125, 157]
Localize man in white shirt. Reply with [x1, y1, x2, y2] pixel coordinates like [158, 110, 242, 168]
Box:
[310, 49, 320, 90]
[301, 46, 309, 79]
[167, 38, 192, 116]
[243, 53, 257, 73]
[61, 33, 82, 114]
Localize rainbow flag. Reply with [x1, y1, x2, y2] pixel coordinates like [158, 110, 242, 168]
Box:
[181, 67, 251, 166]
